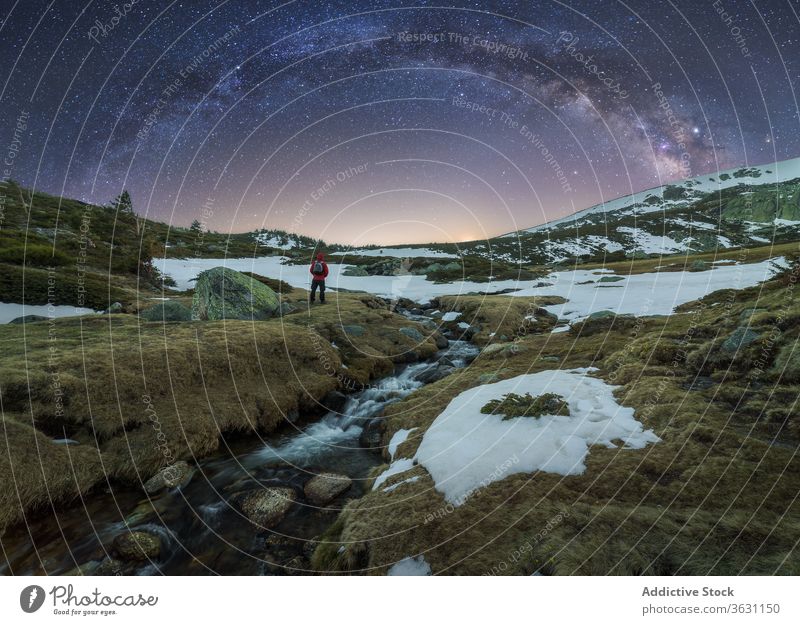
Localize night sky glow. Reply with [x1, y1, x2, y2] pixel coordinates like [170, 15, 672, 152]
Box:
[1, 1, 798, 244]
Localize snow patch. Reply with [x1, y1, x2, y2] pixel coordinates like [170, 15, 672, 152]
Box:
[388, 428, 416, 459]
[372, 458, 415, 490]
[415, 368, 660, 505]
[387, 555, 432, 576]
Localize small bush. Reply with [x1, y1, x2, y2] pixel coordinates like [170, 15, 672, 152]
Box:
[481, 392, 570, 420]
[140, 301, 192, 322]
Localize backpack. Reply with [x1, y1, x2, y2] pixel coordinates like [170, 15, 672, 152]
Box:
[312, 260, 324, 275]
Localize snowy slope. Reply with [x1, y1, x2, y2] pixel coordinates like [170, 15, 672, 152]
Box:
[511, 157, 800, 236]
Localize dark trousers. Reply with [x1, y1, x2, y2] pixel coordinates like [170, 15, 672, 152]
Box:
[310, 280, 325, 302]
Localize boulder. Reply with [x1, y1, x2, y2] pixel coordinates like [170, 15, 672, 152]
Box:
[571, 310, 636, 336]
[303, 473, 353, 505]
[399, 326, 425, 342]
[279, 302, 298, 316]
[416, 363, 455, 384]
[480, 342, 528, 359]
[721, 327, 760, 354]
[321, 390, 348, 413]
[143, 461, 192, 494]
[359, 419, 384, 449]
[140, 300, 192, 322]
[239, 487, 296, 528]
[105, 302, 124, 314]
[112, 531, 161, 561]
[8, 314, 48, 324]
[191, 267, 280, 320]
[434, 333, 449, 349]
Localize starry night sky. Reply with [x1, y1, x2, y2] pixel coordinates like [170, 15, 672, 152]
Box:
[1, 0, 798, 244]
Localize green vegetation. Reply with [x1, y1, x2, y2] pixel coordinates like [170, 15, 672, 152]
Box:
[481, 392, 570, 420]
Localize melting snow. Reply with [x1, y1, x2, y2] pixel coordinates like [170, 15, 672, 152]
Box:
[387, 555, 432, 576]
[372, 458, 415, 490]
[158, 255, 786, 324]
[415, 368, 660, 505]
[388, 428, 416, 459]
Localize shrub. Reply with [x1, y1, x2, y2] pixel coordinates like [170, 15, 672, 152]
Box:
[481, 392, 570, 420]
[140, 301, 192, 322]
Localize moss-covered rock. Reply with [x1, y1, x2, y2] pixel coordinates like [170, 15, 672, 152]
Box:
[112, 531, 161, 561]
[192, 267, 280, 320]
[140, 300, 192, 322]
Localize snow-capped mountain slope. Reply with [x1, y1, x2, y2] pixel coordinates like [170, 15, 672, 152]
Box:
[513, 156, 800, 236]
[460, 156, 800, 265]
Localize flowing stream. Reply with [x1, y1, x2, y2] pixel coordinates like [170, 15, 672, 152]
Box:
[0, 340, 478, 575]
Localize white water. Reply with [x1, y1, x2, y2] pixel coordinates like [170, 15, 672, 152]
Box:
[253, 342, 477, 467]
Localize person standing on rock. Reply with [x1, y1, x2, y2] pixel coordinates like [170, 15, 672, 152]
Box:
[309, 252, 329, 304]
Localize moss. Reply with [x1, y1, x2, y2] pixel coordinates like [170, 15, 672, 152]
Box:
[140, 300, 192, 322]
[192, 267, 280, 320]
[481, 392, 570, 420]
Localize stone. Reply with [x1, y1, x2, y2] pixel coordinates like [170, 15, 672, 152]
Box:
[106, 302, 123, 314]
[112, 531, 161, 561]
[279, 302, 298, 316]
[359, 418, 384, 449]
[342, 266, 369, 276]
[434, 333, 449, 349]
[143, 461, 191, 494]
[416, 364, 455, 384]
[399, 326, 425, 342]
[303, 473, 353, 505]
[721, 327, 760, 354]
[191, 267, 280, 320]
[8, 314, 48, 324]
[321, 390, 348, 413]
[140, 300, 192, 322]
[481, 342, 527, 358]
[239, 487, 296, 528]
[93, 558, 125, 576]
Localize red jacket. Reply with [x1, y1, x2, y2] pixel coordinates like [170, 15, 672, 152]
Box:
[310, 254, 329, 282]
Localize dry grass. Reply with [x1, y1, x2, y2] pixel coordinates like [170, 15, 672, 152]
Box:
[0, 292, 437, 533]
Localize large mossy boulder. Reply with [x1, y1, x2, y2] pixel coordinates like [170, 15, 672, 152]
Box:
[192, 267, 280, 320]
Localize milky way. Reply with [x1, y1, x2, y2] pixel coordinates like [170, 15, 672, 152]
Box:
[0, 0, 798, 244]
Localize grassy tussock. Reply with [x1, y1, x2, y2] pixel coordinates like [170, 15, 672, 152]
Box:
[435, 294, 563, 345]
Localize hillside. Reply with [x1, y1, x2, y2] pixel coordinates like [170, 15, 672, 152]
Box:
[0, 182, 324, 312]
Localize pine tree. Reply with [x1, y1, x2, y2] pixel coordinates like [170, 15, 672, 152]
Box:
[190, 219, 203, 233]
[111, 190, 133, 214]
